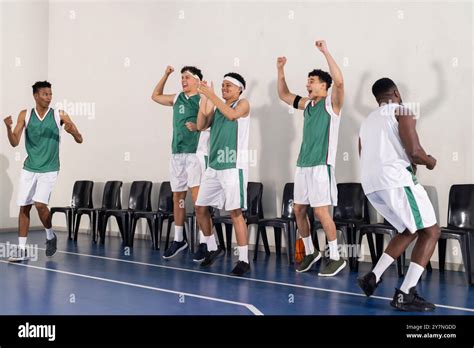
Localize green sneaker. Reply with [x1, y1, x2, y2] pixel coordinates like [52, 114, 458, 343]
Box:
[296, 251, 321, 273]
[318, 258, 347, 277]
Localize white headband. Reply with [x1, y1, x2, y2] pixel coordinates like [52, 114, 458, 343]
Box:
[183, 71, 201, 81]
[223, 76, 245, 91]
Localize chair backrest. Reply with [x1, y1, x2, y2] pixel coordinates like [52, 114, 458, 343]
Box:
[101, 181, 123, 210]
[447, 184, 474, 230]
[281, 182, 295, 219]
[71, 181, 94, 208]
[128, 181, 153, 211]
[333, 183, 368, 221]
[157, 181, 173, 213]
[247, 182, 263, 218]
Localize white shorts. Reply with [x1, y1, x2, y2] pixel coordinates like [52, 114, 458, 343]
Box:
[196, 167, 247, 211]
[366, 184, 437, 233]
[17, 169, 58, 206]
[196, 152, 209, 177]
[169, 154, 202, 192]
[294, 165, 338, 207]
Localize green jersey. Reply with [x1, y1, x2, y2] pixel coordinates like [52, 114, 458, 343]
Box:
[23, 108, 61, 173]
[171, 92, 200, 154]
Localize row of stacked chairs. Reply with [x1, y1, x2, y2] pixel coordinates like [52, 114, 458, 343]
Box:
[50, 181, 474, 284]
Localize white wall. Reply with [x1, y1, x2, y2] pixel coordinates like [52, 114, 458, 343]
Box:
[1, 0, 49, 229]
[1, 1, 472, 267]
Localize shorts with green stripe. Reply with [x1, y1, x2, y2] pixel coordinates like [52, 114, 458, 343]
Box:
[195, 167, 247, 211]
[366, 184, 437, 233]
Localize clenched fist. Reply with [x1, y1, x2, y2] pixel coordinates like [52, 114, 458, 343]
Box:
[165, 65, 175, 76]
[276, 57, 287, 69]
[4, 116, 13, 129]
[315, 40, 328, 53]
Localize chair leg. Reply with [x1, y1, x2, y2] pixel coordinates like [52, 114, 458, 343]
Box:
[99, 214, 108, 244]
[129, 217, 138, 248]
[274, 227, 282, 256]
[396, 253, 404, 278]
[426, 260, 433, 272]
[66, 210, 73, 240]
[282, 224, 293, 265]
[311, 225, 320, 251]
[366, 233, 377, 266]
[214, 223, 225, 251]
[187, 215, 195, 254]
[73, 213, 82, 242]
[92, 211, 98, 243]
[375, 233, 384, 262]
[225, 223, 233, 254]
[260, 225, 270, 255]
[459, 235, 472, 284]
[146, 218, 155, 249]
[165, 217, 174, 250]
[253, 224, 261, 261]
[438, 238, 447, 272]
[155, 216, 163, 250]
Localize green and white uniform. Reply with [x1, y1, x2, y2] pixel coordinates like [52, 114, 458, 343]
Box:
[17, 107, 61, 206]
[169, 92, 203, 192]
[196, 99, 249, 211]
[359, 103, 437, 233]
[196, 128, 210, 176]
[294, 93, 340, 207]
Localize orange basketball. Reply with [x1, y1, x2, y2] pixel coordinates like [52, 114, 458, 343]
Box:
[295, 238, 306, 263]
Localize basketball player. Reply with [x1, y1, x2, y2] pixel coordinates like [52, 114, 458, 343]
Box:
[4, 81, 83, 261]
[277, 40, 346, 276]
[357, 77, 440, 311]
[194, 73, 251, 276]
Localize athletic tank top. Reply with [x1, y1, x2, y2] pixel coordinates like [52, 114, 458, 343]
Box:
[23, 107, 61, 173]
[171, 92, 200, 154]
[359, 103, 417, 194]
[208, 100, 250, 171]
[297, 92, 341, 168]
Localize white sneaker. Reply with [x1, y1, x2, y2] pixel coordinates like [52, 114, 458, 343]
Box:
[8, 247, 29, 262]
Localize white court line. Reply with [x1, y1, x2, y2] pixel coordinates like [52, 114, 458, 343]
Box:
[0, 260, 263, 316]
[32, 247, 474, 313]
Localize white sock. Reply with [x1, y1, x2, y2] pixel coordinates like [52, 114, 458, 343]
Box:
[174, 226, 184, 242]
[45, 228, 54, 240]
[400, 262, 425, 294]
[206, 234, 218, 252]
[18, 237, 27, 250]
[372, 253, 394, 282]
[199, 230, 207, 244]
[302, 236, 315, 255]
[328, 239, 340, 261]
[237, 245, 249, 263]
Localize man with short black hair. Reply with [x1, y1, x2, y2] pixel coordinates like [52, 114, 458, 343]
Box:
[277, 40, 346, 277]
[195, 72, 251, 276]
[357, 77, 440, 312]
[4, 81, 83, 261]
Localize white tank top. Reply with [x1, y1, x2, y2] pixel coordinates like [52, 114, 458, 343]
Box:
[359, 103, 415, 194]
[196, 128, 210, 156]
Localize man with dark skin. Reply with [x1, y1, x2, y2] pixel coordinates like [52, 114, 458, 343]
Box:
[358, 78, 440, 311]
[4, 81, 83, 261]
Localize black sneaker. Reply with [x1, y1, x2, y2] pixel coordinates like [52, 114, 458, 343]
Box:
[357, 272, 382, 297]
[200, 246, 224, 268]
[230, 261, 250, 276]
[162, 240, 188, 259]
[8, 247, 28, 262]
[193, 243, 208, 262]
[45, 233, 57, 257]
[390, 287, 436, 312]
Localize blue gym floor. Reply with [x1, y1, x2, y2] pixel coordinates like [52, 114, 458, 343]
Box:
[0, 230, 473, 316]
